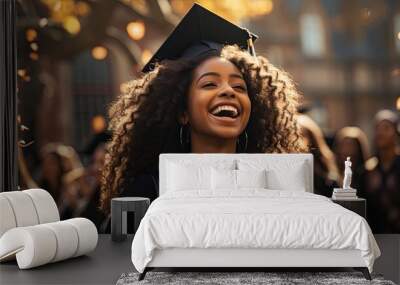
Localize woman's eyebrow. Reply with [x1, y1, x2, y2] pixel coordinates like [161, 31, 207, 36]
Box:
[230, 73, 244, 80]
[196, 72, 244, 83]
[196, 72, 219, 83]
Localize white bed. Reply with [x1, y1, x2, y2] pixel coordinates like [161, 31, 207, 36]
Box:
[131, 154, 380, 280]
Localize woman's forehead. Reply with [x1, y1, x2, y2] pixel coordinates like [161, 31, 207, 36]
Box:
[376, 120, 395, 129]
[193, 57, 242, 78]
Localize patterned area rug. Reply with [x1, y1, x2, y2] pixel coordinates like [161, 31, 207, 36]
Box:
[116, 271, 395, 285]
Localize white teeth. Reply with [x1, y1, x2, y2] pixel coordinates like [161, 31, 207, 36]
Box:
[211, 105, 238, 116]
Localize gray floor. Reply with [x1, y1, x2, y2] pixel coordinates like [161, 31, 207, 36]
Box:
[0, 235, 134, 285]
[373, 234, 400, 284]
[1, 234, 399, 285]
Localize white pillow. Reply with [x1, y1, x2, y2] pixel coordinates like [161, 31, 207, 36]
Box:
[266, 164, 307, 191]
[238, 159, 308, 191]
[236, 169, 267, 189]
[211, 168, 268, 190]
[167, 162, 211, 191]
[166, 159, 236, 192]
[211, 168, 236, 190]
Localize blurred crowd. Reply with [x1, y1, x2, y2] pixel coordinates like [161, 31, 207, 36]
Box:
[33, 132, 110, 232]
[299, 109, 400, 233]
[32, 109, 399, 234]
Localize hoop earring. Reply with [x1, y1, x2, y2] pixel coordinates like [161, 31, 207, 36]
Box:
[237, 130, 248, 152]
[179, 125, 184, 147]
[243, 130, 248, 152]
[179, 124, 190, 151]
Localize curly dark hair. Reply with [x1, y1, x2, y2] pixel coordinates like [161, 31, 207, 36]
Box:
[100, 45, 306, 213]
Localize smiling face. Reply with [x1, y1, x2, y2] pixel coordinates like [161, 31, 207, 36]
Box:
[182, 57, 251, 150]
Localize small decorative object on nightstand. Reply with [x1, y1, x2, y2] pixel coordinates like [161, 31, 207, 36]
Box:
[331, 198, 366, 219]
[332, 157, 358, 200]
[331, 157, 366, 218]
[342, 157, 353, 190]
[111, 197, 150, 242]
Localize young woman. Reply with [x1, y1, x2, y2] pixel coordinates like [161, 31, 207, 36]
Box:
[365, 110, 400, 233]
[332, 126, 370, 193]
[297, 114, 339, 197]
[100, 5, 306, 215]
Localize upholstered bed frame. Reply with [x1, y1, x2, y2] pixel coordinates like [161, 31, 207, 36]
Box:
[138, 154, 371, 280]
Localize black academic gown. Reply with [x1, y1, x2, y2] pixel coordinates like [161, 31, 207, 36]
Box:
[120, 172, 159, 202]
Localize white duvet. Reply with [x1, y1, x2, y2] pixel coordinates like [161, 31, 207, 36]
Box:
[131, 190, 380, 273]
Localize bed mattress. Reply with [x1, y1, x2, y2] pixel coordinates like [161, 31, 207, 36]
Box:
[131, 190, 380, 273]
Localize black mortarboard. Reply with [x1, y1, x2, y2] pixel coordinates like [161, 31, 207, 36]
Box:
[142, 3, 258, 73]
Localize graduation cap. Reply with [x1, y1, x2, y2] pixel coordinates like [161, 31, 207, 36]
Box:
[142, 3, 258, 73]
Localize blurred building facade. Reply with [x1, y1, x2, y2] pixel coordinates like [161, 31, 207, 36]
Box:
[16, 0, 400, 184]
[247, 0, 400, 139]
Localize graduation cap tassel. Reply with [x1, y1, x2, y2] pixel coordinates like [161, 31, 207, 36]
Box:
[248, 38, 259, 65]
[247, 37, 256, 57]
[245, 29, 259, 64]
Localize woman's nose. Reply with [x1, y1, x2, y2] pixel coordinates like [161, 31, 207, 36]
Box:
[218, 83, 235, 98]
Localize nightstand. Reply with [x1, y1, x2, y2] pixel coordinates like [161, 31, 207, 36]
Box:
[331, 198, 366, 218]
[111, 197, 150, 242]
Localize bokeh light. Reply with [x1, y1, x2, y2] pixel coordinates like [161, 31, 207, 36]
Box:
[29, 52, 39, 61]
[39, 18, 48, 27]
[141, 49, 152, 65]
[170, 0, 274, 23]
[91, 115, 107, 134]
[126, 21, 146, 41]
[26, 29, 37, 42]
[91, 46, 108, 60]
[63, 16, 81, 35]
[30, 43, 39, 51]
[17, 69, 27, 78]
